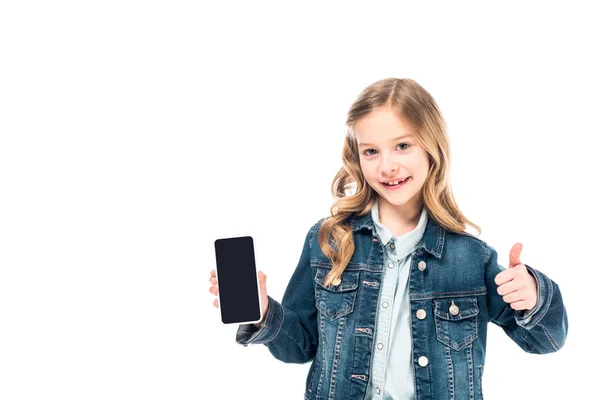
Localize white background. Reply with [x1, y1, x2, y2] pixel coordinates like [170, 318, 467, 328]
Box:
[1, 1, 598, 399]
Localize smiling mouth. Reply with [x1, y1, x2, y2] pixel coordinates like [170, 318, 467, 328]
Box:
[382, 177, 410, 186]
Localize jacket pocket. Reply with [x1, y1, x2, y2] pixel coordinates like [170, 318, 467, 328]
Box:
[433, 296, 479, 351]
[314, 267, 360, 321]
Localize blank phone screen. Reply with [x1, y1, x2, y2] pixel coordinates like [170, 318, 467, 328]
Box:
[214, 236, 261, 324]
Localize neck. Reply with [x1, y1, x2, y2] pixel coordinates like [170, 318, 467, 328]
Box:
[378, 197, 423, 236]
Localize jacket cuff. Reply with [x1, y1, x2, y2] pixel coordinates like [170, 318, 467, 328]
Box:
[235, 296, 283, 346]
[514, 264, 552, 329]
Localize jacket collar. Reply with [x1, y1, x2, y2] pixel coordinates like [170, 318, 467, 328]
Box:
[348, 206, 445, 259]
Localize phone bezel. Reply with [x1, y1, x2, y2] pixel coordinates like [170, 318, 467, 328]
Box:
[214, 236, 263, 325]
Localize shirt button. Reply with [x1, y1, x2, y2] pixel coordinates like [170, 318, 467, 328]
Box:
[418, 356, 429, 367]
[376, 388, 381, 394]
[382, 301, 389, 308]
[416, 309, 426, 320]
[377, 343, 384, 350]
[418, 261, 427, 271]
[390, 243, 396, 249]
[388, 262, 395, 269]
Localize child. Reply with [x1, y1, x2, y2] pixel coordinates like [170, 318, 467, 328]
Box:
[208, 78, 568, 400]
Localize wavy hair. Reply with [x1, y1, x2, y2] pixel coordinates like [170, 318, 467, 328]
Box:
[318, 78, 482, 287]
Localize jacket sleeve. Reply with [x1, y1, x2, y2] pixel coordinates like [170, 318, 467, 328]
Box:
[484, 244, 568, 354]
[234, 219, 323, 364]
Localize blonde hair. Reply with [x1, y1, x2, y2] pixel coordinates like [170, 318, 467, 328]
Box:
[318, 78, 481, 287]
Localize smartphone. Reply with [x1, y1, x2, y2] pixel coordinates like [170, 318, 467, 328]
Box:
[213, 236, 262, 325]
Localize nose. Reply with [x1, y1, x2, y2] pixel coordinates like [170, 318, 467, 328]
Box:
[381, 154, 398, 176]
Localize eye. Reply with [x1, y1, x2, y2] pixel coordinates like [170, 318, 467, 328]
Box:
[363, 149, 377, 156]
[362, 143, 410, 156]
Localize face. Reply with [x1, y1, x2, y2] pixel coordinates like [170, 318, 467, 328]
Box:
[354, 107, 430, 214]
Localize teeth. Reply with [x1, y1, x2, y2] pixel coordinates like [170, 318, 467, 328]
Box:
[385, 177, 408, 185]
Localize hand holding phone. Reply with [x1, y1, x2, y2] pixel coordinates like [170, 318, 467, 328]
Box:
[211, 236, 269, 325]
[209, 269, 269, 327]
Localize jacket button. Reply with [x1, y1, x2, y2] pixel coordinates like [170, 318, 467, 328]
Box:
[416, 309, 426, 320]
[418, 261, 427, 271]
[449, 300, 460, 315]
[418, 356, 429, 367]
[332, 277, 342, 286]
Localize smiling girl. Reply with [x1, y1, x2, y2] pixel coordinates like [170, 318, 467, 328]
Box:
[209, 78, 568, 400]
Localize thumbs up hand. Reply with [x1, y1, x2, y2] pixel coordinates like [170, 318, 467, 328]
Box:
[494, 242, 538, 311]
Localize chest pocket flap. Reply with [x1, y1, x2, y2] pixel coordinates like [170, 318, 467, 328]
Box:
[314, 268, 360, 321]
[433, 296, 479, 351]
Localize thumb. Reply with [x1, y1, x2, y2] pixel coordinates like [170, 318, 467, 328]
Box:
[509, 242, 523, 268]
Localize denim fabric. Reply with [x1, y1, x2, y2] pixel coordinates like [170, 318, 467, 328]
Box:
[236, 210, 568, 400]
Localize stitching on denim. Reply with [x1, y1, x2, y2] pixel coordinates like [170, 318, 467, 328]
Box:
[477, 364, 484, 398]
[365, 249, 384, 399]
[422, 298, 432, 397]
[536, 270, 553, 323]
[349, 268, 368, 400]
[252, 298, 276, 343]
[444, 345, 455, 400]
[263, 299, 281, 343]
[328, 316, 346, 399]
[412, 288, 487, 301]
[467, 344, 475, 400]
[437, 225, 445, 256]
[539, 322, 560, 351]
[316, 312, 325, 398]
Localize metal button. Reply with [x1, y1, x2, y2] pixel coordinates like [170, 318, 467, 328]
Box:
[418, 261, 426, 271]
[332, 277, 342, 286]
[449, 300, 459, 316]
[416, 309, 426, 320]
[377, 343, 383, 350]
[390, 243, 396, 249]
[382, 301, 389, 308]
[376, 388, 381, 394]
[418, 356, 428, 367]
[388, 262, 395, 269]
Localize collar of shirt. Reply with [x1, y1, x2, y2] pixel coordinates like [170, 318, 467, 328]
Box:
[370, 199, 429, 259]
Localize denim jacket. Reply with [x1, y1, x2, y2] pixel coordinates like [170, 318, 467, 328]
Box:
[236, 211, 568, 400]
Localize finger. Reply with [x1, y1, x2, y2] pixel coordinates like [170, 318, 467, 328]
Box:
[497, 279, 520, 296]
[509, 242, 523, 268]
[209, 285, 219, 295]
[213, 298, 219, 308]
[210, 269, 216, 277]
[209, 277, 217, 285]
[502, 291, 525, 304]
[494, 269, 517, 286]
[509, 300, 529, 310]
[258, 271, 267, 291]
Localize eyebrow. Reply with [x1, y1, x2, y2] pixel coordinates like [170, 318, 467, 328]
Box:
[357, 134, 414, 148]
